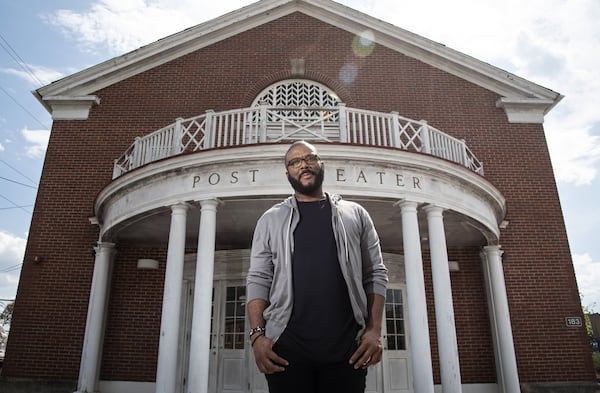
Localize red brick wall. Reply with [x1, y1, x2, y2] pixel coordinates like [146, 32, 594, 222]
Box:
[100, 246, 166, 381]
[4, 11, 594, 384]
[417, 250, 498, 384]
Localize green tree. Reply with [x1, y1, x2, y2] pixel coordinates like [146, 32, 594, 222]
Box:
[0, 301, 13, 327]
[581, 297, 600, 377]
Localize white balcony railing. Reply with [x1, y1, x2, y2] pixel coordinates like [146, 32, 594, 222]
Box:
[113, 104, 484, 178]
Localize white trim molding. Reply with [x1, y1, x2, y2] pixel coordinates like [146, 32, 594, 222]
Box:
[41, 95, 100, 120]
[496, 97, 557, 124]
[33, 0, 562, 125]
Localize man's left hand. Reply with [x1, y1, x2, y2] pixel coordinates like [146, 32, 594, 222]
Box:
[349, 328, 383, 369]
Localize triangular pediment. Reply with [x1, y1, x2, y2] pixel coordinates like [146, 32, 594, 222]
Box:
[35, 0, 562, 123]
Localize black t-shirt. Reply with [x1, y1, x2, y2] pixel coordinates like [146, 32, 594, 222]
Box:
[278, 198, 359, 362]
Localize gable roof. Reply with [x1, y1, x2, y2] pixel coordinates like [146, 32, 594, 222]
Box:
[34, 0, 563, 123]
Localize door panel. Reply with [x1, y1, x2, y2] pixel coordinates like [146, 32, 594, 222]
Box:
[216, 283, 246, 393]
[180, 281, 248, 393]
[221, 357, 245, 392]
[386, 357, 409, 391]
[383, 287, 411, 393]
[176, 281, 194, 393]
[366, 363, 383, 393]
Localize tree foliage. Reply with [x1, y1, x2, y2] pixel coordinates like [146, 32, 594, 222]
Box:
[0, 302, 13, 327]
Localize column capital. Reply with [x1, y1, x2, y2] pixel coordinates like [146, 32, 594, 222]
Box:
[170, 202, 192, 212]
[94, 241, 116, 255]
[394, 199, 419, 211]
[197, 198, 222, 210]
[482, 244, 504, 259]
[422, 204, 445, 216]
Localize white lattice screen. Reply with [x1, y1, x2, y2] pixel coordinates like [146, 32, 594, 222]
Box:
[252, 79, 341, 108]
[249, 79, 342, 142]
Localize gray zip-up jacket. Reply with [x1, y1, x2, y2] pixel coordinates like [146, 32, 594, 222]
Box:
[246, 193, 388, 342]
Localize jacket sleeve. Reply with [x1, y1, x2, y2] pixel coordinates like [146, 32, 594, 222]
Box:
[359, 206, 388, 298]
[246, 214, 274, 303]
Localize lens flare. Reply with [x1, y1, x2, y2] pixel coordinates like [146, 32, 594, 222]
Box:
[352, 30, 375, 58]
[339, 63, 359, 84]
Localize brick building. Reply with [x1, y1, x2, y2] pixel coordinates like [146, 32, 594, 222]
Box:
[1, 0, 596, 392]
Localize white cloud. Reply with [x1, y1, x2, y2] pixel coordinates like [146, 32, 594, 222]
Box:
[348, 0, 600, 187]
[0, 231, 26, 301]
[0, 64, 65, 86]
[43, 0, 255, 54]
[573, 253, 600, 312]
[21, 128, 50, 158]
[42, 0, 600, 186]
[546, 122, 600, 185]
[0, 142, 4, 152]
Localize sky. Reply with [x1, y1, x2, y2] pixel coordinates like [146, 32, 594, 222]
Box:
[0, 0, 599, 316]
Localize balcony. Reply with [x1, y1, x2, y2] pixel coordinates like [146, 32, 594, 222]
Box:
[113, 104, 483, 178]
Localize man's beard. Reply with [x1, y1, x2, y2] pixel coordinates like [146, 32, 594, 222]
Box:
[287, 167, 325, 196]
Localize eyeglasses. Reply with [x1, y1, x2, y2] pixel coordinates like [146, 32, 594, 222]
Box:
[286, 154, 320, 169]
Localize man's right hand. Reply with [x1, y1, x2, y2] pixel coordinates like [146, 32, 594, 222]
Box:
[251, 335, 289, 374]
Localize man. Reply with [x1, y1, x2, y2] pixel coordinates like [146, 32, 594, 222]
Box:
[246, 141, 388, 393]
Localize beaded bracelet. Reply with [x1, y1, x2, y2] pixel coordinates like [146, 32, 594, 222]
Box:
[248, 326, 266, 337]
[251, 332, 265, 347]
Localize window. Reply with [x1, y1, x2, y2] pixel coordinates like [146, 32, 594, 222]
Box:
[385, 288, 406, 350]
[223, 286, 246, 349]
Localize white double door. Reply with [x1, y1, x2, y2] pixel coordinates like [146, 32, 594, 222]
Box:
[178, 279, 267, 393]
[177, 280, 410, 393]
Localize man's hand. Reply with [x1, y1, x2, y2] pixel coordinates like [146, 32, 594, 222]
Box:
[349, 328, 383, 369]
[252, 335, 289, 374]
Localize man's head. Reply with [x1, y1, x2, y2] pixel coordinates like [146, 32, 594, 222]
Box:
[284, 141, 325, 200]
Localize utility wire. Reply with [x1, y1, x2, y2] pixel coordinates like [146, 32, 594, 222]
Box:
[0, 33, 51, 128]
[0, 193, 32, 214]
[0, 176, 38, 189]
[0, 32, 45, 87]
[0, 205, 33, 211]
[0, 159, 38, 185]
[0, 263, 22, 273]
[0, 84, 50, 129]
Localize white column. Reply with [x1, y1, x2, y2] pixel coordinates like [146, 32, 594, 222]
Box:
[187, 199, 219, 393]
[76, 242, 116, 393]
[481, 245, 521, 393]
[155, 203, 190, 393]
[424, 205, 462, 393]
[398, 201, 435, 393]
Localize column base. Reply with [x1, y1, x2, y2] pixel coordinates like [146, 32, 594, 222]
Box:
[520, 381, 599, 393]
[0, 377, 77, 393]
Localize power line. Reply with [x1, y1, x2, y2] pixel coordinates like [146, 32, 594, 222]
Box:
[0, 84, 50, 129]
[0, 32, 51, 129]
[0, 263, 22, 273]
[0, 159, 38, 185]
[0, 32, 45, 87]
[0, 176, 38, 189]
[0, 193, 31, 214]
[0, 205, 33, 211]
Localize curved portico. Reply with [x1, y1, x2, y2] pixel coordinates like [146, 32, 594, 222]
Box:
[96, 143, 502, 245]
[78, 79, 517, 393]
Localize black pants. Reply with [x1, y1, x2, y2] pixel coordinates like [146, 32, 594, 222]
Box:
[265, 340, 367, 393]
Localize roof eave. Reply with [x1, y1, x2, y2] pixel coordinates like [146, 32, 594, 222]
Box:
[34, 0, 563, 123]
